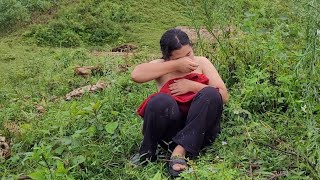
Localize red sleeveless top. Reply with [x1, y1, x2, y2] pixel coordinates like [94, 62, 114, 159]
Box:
[137, 73, 209, 117]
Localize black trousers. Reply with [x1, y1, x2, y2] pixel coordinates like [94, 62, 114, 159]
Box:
[139, 86, 223, 157]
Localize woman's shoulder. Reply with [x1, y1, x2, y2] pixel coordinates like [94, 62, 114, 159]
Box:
[149, 59, 165, 63]
[194, 56, 213, 65]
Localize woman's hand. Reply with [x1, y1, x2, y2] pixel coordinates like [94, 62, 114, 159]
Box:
[169, 79, 198, 96]
[174, 57, 199, 73]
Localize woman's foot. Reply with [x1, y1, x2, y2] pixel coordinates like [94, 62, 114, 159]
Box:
[170, 145, 187, 171]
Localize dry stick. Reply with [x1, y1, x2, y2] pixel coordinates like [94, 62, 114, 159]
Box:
[249, 162, 253, 180]
[201, 0, 229, 57]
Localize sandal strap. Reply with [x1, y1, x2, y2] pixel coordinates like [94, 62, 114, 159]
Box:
[169, 157, 187, 167]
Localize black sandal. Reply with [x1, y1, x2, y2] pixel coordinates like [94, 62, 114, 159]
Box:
[168, 156, 188, 177]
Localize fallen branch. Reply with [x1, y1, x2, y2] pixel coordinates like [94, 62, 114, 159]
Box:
[65, 80, 107, 100]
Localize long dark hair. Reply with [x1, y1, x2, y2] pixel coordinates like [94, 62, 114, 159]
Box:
[160, 29, 191, 61]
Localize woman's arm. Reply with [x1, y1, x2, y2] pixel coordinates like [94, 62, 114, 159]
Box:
[131, 60, 176, 83]
[196, 57, 229, 104]
[131, 58, 199, 83]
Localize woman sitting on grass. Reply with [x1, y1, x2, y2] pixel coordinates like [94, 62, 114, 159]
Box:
[131, 28, 228, 177]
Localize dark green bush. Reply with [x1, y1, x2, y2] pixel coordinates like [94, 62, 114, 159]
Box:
[0, 0, 29, 32]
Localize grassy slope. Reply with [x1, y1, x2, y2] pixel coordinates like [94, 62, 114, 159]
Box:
[1, 0, 319, 179]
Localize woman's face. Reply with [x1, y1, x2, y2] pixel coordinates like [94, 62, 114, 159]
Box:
[169, 45, 194, 61]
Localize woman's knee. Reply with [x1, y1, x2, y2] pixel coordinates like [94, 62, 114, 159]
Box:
[198, 86, 222, 104]
[146, 93, 176, 112]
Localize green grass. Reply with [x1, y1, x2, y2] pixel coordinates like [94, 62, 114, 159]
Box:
[1, 0, 319, 179]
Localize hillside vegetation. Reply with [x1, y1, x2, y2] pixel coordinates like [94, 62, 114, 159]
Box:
[0, 0, 319, 179]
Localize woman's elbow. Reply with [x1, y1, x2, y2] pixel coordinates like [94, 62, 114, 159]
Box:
[223, 95, 229, 104]
[131, 72, 141, 83]
[222, 91, 229, 104]
[218, 88, 229, 104]
[131, 69, 145, 83]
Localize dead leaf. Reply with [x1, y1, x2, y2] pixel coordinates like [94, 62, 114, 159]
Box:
[35, 105, 46, 113]
[23, 95, 31, 100]
[41, 97, 46, 106]
[65, 80, 107, 100]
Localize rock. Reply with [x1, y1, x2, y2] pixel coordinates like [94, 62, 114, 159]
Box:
[74, 66, 98, 76]
[0, 136, 10, 159]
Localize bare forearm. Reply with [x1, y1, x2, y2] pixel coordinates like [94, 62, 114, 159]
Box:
[192, 82, 229, 104]
[191, 82, 208, 93]
[131, 61, 176, 83]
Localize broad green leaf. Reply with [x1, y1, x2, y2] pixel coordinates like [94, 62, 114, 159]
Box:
[105, 122, 118, 134]
[72, 155, 86, 166]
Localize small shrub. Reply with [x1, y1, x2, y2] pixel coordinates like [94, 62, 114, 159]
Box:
[0, 0, 29, 32]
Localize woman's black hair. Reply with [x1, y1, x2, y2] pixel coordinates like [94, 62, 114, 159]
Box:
[160, 28, 191, 60]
